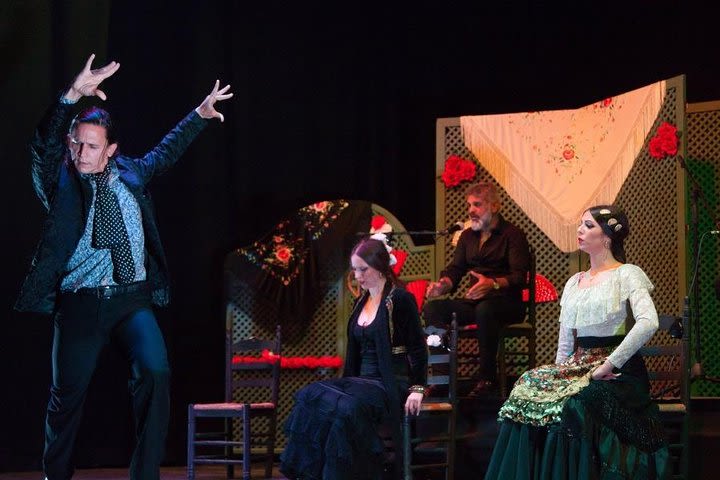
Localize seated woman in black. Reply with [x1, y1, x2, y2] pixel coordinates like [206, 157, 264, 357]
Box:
[280, 236, 427, 480]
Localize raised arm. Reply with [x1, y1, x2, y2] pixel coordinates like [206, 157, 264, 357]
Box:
[63, 53, 120, 102]
[132, 80, 233, 181]
[195, 80, 233, 122]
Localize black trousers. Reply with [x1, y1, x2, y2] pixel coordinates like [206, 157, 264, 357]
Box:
[423, 296, 524, 381]
[43, 287, 170, 480]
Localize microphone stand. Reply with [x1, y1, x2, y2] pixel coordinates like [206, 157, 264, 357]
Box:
[388, 230, 456, 238]
[359, 230, 457, 239]
[678, 154, 720, 384]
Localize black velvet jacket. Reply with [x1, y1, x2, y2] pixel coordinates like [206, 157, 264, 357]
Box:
[15, 100, 207, 314]
[343, 285, 428, 477]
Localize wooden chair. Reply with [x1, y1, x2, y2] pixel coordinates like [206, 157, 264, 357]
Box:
[187, 325, 281, 480]
[639, 314, 689, 480]
[403, 315, 458, 480]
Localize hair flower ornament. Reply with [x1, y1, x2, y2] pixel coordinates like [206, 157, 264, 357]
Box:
[370, 232, 397, 266]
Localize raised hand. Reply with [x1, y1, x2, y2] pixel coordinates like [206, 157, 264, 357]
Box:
[65, 53, 120, 102]
[195, 80, 233, 122]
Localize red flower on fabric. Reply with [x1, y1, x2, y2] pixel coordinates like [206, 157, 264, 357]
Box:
[371, 215, 387, 231]
[602, 97, 613, 107]
[562, 149, 575, 160]
[441, 155, 476, 188]
[310, 201, 328, 212]
[275, 246, 291, 264]
[648, 122, 680, 160]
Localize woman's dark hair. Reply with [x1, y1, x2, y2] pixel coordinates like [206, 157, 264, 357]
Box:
[587, 204, 630, 263]
[350, 237, 404, 289]
[69, 106, 116, 144]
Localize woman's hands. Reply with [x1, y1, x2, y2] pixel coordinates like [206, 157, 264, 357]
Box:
[404, 392, 424, 416]
[592, 359, 621, 381]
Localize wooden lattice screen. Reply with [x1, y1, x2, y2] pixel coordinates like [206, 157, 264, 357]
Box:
[435, 77, 686, 392]
[686, 99, 720, 396]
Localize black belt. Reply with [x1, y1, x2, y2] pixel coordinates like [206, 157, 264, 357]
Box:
[66, 282, 150, 299]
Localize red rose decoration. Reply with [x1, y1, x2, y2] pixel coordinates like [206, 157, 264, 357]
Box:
[562, 149, 575, 160]
[441, 155, 476, 188]
[648, 122, 680, 160]
[660, 135, 678, 156]
[371, 215, 387, 231]
[657, 122, 677, 138]
[648, 137, 664, 159]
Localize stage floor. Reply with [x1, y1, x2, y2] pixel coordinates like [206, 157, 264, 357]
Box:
[0, 466, 286, 480]
[3, 398, 718, 479]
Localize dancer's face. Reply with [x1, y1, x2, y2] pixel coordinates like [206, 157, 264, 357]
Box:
[351, 254, 384, 291]
[67, 123, 117, 174]
[577, 210, 609, 255]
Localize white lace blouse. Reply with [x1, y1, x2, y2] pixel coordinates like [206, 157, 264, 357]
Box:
[554, 264, 658, 368]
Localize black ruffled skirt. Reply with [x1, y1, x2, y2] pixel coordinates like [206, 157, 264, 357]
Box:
[280, 377, 389, 480]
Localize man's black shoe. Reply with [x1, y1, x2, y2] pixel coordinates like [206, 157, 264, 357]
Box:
[466, 380, 497, 398]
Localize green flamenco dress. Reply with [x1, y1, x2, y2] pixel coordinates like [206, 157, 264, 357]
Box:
[485, 265, 669, 479]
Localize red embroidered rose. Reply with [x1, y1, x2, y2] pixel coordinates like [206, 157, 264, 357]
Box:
[602, 97, 613, 107]
[275, 246, 291, 264]
[310, 201, 328, 212]
[441, 155, 476, 188]
[371, 215, 387, 231]
[562, 149, 575, 160]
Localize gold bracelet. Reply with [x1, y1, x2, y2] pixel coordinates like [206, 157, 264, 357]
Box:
[408, 385, 427, 396]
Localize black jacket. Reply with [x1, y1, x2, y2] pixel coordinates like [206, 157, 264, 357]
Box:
[16, 100, 207, 314]
[343, 285, 428, 478]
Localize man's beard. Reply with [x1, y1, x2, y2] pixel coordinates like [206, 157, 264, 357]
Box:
[470, 218, 483, 231]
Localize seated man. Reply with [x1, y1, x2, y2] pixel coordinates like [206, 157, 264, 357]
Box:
[424, 182, 530, 394]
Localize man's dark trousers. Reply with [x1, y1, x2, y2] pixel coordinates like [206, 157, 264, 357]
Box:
[43, 286, 170, 480]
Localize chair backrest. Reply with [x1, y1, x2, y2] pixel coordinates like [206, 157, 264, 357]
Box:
[426, 315, 458, 404]
[225, 325, 282, 405]
[526, 246, 537, 326]
[639, 314, 689, 405]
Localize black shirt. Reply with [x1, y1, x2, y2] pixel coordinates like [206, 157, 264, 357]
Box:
[440, 214, 530, 301]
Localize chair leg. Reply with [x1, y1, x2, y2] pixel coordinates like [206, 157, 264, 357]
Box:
[187, 405, 195, 480]
[528, 333, 536, 369]
[265, 416, 276, 478]
[402, 414, 412, 480]
[242, 406, 251, 480]
[447, 411, 456, 480]
[498, 337, 508, 397]
[226, 417, 234, 479]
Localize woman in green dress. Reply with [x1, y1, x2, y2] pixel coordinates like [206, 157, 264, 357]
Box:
[485, 205, 669, 479]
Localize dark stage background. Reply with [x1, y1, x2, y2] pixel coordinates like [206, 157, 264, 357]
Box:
[2, 0, 719, 471]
